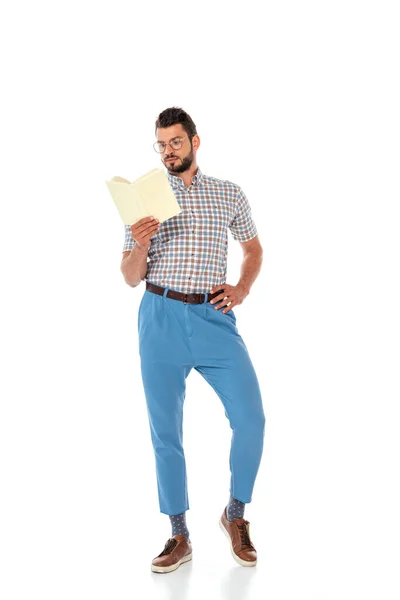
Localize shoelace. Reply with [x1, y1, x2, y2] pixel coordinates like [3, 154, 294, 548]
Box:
[237, 521, 255, 550]
[158, 537, 178, 557]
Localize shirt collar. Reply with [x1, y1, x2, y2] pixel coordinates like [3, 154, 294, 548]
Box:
[167, 166, 204, 189]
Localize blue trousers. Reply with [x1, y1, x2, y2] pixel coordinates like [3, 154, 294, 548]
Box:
[138, 282, 266, 516]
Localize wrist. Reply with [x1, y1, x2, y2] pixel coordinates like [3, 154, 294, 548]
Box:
[237, 282, 250, 295]
[135, 243, 149, 254]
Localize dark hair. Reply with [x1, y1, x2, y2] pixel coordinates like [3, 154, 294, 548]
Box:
[155, 106, 197, 140]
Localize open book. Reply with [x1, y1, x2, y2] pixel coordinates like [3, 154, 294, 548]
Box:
[105, 168, 182, 225]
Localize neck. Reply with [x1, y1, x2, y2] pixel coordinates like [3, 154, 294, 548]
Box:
[170, 164, 199, 188]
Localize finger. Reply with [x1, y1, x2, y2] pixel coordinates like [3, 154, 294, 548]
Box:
[209, 284, 233, 294]
[134, 222, 160, 237]
[209, 286, 225, 295]
[146, 223, 160, 233]
[142, 225, 160, 242]
[210, 292, 229, 306]
[132, 217, 154, 231]
[222, 302, 235, 313]
[132, 217, 159, 233]
[133, 224, 160, 244]
[218, 302, 231, 312]
[212, 296, 231, 309]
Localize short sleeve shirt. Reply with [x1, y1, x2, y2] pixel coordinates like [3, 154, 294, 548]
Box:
[122, 166, 257, 294]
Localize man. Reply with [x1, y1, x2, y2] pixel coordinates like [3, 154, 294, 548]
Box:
[120, 107, 265, 573]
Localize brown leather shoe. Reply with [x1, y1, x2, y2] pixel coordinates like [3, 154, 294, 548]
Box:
[151, 534, 193, 573]
[219, 506, 257, 567]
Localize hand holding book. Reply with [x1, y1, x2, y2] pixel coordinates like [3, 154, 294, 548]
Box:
[130, 216, 160, 250]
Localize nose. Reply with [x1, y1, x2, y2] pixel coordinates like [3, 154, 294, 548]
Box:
[163, 142, 176, 156]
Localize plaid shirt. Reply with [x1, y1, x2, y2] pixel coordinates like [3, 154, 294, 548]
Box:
[122, 166, 257, 294]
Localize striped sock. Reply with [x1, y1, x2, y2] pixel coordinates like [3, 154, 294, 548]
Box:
[227, 493, 245, 521]
[169, 512, 190, 542]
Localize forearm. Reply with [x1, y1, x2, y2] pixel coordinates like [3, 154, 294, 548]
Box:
[121, 245, 149, 287]
[237, 251, 263, 294]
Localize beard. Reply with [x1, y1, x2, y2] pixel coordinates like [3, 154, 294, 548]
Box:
[164, 148, 194, 174]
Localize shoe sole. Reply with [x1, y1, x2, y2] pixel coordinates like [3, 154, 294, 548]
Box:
[151, 552, 192, 573]
[219, 519, 257, 567]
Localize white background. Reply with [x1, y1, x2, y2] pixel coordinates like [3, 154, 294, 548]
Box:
[1, 1, 399, 598]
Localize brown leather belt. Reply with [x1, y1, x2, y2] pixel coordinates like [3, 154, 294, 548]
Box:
[146, 281, 225, 305]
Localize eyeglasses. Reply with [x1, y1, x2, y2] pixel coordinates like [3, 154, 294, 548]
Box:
[153, 135, 192, 153]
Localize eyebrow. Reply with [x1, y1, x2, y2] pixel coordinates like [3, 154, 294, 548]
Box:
[156, 136, 182, 143]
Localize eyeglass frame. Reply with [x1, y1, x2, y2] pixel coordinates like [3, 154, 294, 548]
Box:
[153, 134, 194, 154]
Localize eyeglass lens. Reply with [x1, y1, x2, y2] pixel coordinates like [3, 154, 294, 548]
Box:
[155, 138, 185, 153]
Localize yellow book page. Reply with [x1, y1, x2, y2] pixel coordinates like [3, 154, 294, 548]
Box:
[106, 168, 182, 225]
[133, 169, 182, 223]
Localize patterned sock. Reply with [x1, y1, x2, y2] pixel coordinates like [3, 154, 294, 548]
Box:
[169, 512, 190, 542]
[227, 492, 245, 521]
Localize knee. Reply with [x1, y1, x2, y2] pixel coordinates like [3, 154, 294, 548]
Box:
[249, 406, 265, 428]
[233, 409, 265, 434]
[256, 410, 266, 434]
